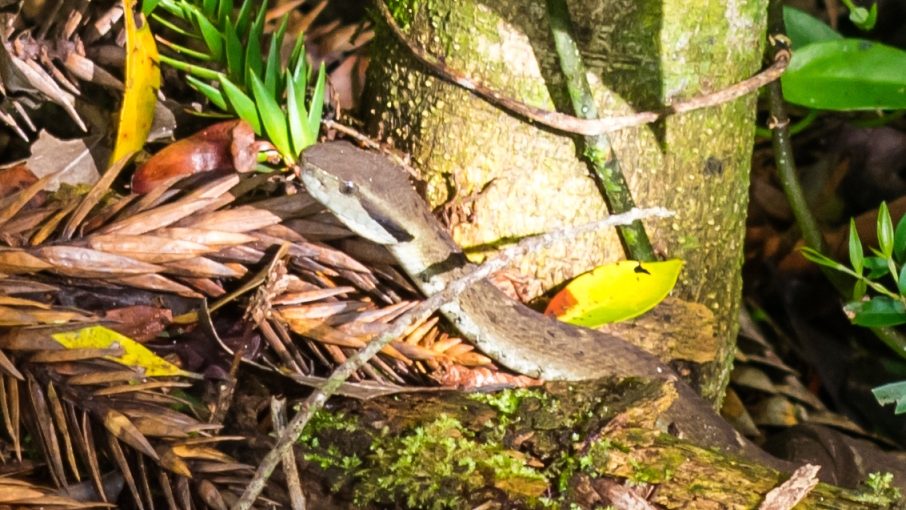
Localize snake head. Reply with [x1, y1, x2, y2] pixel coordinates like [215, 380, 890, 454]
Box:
[301, 142, 416, 245]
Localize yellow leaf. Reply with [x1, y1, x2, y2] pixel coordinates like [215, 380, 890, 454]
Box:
[51, 325, 196, 378]
[545, 259, 684, 327]
[110, 0, 160, 165]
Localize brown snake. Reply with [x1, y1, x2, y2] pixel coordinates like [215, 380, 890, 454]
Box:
[300, 141, 791, 469]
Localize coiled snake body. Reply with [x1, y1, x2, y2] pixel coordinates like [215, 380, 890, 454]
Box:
[301, 141, 788, 469]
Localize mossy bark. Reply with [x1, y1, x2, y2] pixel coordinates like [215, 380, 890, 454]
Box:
[364, 0, 766, 402]
[292, 381, 899, 509]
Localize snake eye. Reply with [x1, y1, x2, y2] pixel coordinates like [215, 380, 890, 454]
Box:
[340, 181, 356, 194]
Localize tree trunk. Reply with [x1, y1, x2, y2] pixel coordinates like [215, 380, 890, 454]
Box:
[363, 0, 766, 402]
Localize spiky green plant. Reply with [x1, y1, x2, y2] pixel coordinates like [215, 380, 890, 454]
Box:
[144, 0, 325, 164]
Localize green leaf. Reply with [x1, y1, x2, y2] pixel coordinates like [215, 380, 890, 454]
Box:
[219, 74, 261, 134]
[192, 9, 223, 62]
[849, 219, 864, 274]
[801, 247, 849, 272]
[52, 326, 197, 378]
[545, 259, 683, 327]
[223, 19, 243, 84]
[782, 39, 906, 110]
[202, 0, 217, 18]
[244, 2, 267, 83]
[215, 0, 230, 27]
[848, 3, 878, 31]
[307, 63, 326, 141]
[159, 54, 221, 80]
[872, 380, 906, 414]
[898, 264, 906, 297]
[865, 256, 890, 279]
[264, 16, 289, 99]
[142, 0, 161, 16]
[150, 12, 197, 38]
[289, 32, 306, 73]
[782, 6, 841, 50]
[854, 278, 868, 301]
[235, 0, 254, 36]
[285, 76, 307, 157]
[847, 296, 906, 327]
[250, 72, 293, 162]
[186, 75, 227, 110]
[894, 214, 906, 263]
[879, 202, 894, 259]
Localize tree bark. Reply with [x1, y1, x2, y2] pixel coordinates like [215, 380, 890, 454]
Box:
[291, 381, 897, 509]
[363, 0, 766, 402]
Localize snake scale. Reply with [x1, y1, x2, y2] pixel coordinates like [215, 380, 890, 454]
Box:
[300, 141, 789, 469]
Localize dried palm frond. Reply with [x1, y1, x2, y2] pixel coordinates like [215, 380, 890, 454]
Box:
[0, 1, 130, 140]
[0, 324, 256, 508]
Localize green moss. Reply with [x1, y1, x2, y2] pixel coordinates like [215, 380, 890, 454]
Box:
[296, 409, 359, 445]
[355, 414, 548, 509]
[386, 0, 420, 28]
[468, 387, 547, 415]
[855, 472, 903, 505]
[295, 410, 364, 491]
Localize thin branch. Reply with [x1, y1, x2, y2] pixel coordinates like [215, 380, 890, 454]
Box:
[232, 206, 674, 509]
[374, 0, 788, 137]
[546, 0, 653, 261]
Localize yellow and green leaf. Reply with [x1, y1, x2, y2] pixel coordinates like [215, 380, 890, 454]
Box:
[545, 259, 684, 327]
[51, 325, 197, 378]
[110, 0, 161, 165]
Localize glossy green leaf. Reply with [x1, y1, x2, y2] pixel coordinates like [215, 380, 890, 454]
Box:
[782, 39, 906, 110]
[782, 6, 841, 49]
[545, 259, 683, 327]
[250, 72, 292, 162]
[847, 296, 906, 327]
[872, 380, 906, 414]
[186, 75, 226, 110]
[219, 74, 260, 134]
[894, 214, 906, 263]
[878, 202, 894, 259]
[849, 219, 864, 274]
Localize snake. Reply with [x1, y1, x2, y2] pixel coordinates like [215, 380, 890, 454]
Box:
[300, 141, 790, 469]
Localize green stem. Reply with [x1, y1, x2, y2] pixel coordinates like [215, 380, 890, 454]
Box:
[767, 0, 906, 359]
[545, 0, 655, 262]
